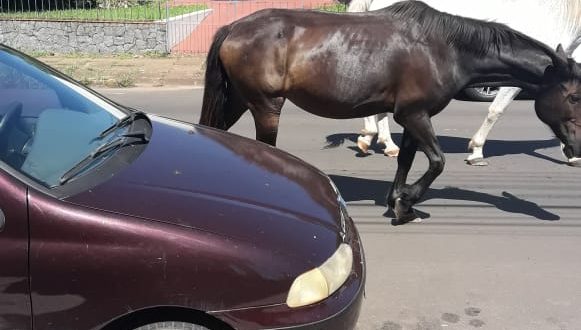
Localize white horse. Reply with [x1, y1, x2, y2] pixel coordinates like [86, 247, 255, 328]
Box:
[349, 0, 581, 165]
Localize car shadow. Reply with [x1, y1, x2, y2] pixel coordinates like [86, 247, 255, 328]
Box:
[324, 133, 566, 165]
[329, 174, 560, 222]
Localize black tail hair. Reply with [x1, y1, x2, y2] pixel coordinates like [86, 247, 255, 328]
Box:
[199, 25, 231, 129]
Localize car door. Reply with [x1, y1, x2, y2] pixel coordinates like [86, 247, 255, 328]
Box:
[0, 169, 31, 330]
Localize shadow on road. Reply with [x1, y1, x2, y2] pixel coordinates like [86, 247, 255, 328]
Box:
[325, 133, 565, 165]
[329, 174, 560, 221]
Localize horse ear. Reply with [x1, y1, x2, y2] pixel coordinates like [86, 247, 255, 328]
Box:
[554, 44, 568, 68]
[556, 44, 566, 57]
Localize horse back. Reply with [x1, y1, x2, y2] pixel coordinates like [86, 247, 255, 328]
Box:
[219, 8, 462, 117]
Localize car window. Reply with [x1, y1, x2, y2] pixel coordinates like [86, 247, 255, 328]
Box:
[0, 49, 127, 187]
[0, 61, 60, 117]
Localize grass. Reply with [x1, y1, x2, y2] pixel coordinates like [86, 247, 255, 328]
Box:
[317, 3, 348, 12]
[34, 53, 207, 88]
[115, 72, 135, 87]
[0, 3, 207, 21]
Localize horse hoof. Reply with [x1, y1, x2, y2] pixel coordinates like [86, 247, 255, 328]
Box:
[384, 148, 400, 157]
[567, 159, 581, 167]
[357, 136, 370, 154]
[393, 198, 420, 224]
[465, 158, 489, 166]
[392, 212, 421, 225]
[383, 207, 396, 218]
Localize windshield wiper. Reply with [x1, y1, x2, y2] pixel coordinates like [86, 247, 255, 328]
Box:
[98, 110, 147, 139]
[59, 132, 149, 185]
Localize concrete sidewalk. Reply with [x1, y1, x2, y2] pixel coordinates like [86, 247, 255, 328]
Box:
[36, 54, 206, 88]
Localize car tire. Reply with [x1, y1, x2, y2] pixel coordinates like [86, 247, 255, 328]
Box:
[461, 87, 499, 102]
[133, 322, 210, 330]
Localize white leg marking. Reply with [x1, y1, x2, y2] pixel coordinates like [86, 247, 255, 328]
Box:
[376, 113, 399, 157]
[466, 87, 521, 164]
[358, 115, 379, 153]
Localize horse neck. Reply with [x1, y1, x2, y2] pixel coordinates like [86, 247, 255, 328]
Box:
[405, 0, 581, 53]
[465, 40, 555, 90]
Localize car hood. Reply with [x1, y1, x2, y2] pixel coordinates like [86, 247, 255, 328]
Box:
[65, 115, 344, 249]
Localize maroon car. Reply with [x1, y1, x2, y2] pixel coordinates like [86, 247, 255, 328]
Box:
[0, 45, 365, 330]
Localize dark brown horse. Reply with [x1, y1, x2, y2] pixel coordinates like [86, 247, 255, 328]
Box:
[199, 1, 581, 224]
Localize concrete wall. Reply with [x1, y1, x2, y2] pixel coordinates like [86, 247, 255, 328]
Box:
[0, 20, 167, 53]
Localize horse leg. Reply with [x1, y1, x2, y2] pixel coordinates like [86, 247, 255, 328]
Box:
[224, 90, 249, 130]
[248, 97, 285, 146]
[466, 87, 520, 166]
[391, 114, 445, 224]
[357, 115, 379, 154]
[386, 129, 417, 210]
[376, 113, 400, 157]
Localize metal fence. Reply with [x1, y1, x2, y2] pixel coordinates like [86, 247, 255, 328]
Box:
[0, 0, 207, 22]
[168, 0, 347, 53]
[0, 0, 347, 53]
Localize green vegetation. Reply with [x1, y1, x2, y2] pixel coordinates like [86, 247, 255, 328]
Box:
[0, 3, 206, 21]
[317, 3, 348, 12]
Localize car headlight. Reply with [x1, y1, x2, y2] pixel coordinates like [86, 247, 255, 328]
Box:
[286, 243, 353, 308]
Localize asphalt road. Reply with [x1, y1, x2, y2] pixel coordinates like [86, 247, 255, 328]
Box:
[101, 87, 581, 330]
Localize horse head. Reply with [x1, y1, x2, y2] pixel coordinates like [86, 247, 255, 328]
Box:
[535, 45, 581, 167]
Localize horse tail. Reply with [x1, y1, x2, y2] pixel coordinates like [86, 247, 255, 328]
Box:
[199, 24, 232, 129]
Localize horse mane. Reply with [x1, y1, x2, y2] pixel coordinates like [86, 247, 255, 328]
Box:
[559, 0, 581, 47]
[383, 1, 556, 59]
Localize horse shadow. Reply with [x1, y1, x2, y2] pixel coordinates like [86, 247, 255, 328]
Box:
[329, 174, 560, 222]
[324, 133, 566, 164]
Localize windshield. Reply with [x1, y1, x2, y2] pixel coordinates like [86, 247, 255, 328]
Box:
[0, 47, 129, 187]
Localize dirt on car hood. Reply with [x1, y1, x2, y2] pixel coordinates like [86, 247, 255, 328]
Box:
[65, 115, 345, 251]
